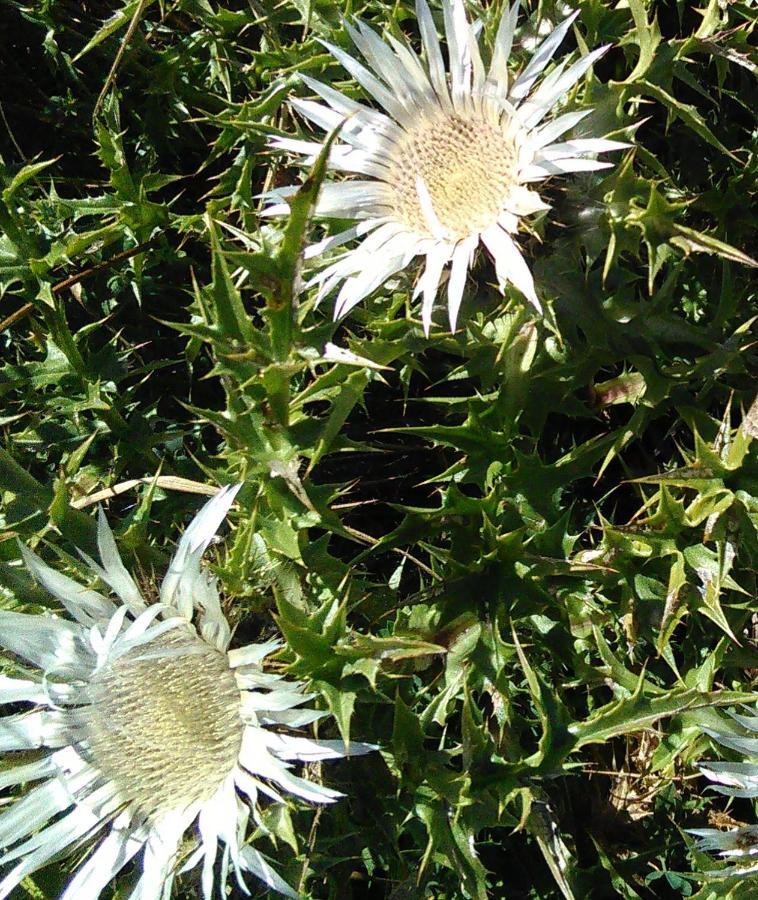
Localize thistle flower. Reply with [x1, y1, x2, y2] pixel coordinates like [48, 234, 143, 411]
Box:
[267, 0, 627, 333]
[0, 486, 374, 899]
[688, 708, 758, 880]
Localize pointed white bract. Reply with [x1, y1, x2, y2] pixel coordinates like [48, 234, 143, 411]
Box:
[688, 708, 758, 880]
[0, 486, 375, 900]
[268, 0, 627, 333]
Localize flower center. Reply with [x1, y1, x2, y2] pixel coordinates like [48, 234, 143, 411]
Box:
[84, 631, 243, 817]
[386, 112, 518, 240]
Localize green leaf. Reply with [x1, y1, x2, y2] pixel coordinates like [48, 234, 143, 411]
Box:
[513, 629, 574, 770]
[313, 679, 356, 746]
[74, 0, 158, 61]
[634, 80, 737, 158]
[265, 120, 344, 363]
[571, 685, 758, 750]
[336, 633, 446, 662]
[204, 214, 255, 344]
[670, 224, 758, 268]
[2, 158, 58, 205]
[623, 0, 662, 81]
[306, 368, 370, 471]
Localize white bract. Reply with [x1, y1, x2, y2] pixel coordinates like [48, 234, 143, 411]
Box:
[688, 708, 758, 880]
[267, 0, 627, 333]
[0, 485, 374, 899]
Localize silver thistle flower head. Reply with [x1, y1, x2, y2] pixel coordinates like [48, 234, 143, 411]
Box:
[0, 485, 374, 899]
[267, 0, 627, 334]
[688, 707, 758, 880]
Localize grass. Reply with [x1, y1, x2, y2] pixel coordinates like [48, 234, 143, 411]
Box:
[0, 0, 756, 897]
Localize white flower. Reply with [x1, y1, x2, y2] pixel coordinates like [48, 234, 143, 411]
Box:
[688, 826, 758, 860]
[0, 485, 374, 899]
[688, 707, 758, 880]
[267, 0, 627, 334]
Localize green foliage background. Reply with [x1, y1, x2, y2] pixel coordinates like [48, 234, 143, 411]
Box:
[0, 0, 756, 897]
